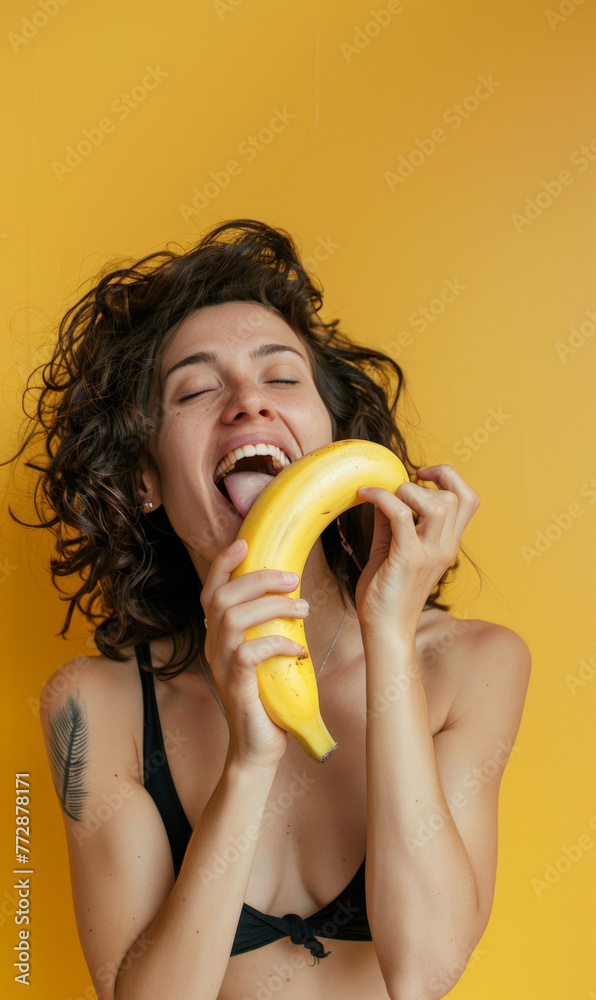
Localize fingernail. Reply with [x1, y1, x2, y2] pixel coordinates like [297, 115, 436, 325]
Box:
[282, 571, 299, 584]
[295, 599, 309, 614]
[230, 538, 245, 553]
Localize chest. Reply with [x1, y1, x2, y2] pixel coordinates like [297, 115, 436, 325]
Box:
[147, 622, 456, 906]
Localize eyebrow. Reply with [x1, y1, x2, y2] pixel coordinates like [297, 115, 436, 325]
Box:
[163, 342, 307, 387]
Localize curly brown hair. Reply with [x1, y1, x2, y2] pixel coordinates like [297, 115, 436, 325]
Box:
[6, 218, 470, 678]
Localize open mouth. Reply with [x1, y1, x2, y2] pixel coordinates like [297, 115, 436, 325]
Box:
[214, 444, 292, 517]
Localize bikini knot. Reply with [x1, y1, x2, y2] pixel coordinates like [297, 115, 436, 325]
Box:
[283, 913, 330, 963]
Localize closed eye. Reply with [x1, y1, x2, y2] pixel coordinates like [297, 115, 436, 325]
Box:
[178, 389, 211, 402]
[178, 379, 298, 403]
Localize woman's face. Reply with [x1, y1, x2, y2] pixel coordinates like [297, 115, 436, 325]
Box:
[142, 300, 334, 581]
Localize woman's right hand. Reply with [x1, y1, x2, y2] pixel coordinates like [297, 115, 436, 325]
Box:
[199, 537, 309, 769]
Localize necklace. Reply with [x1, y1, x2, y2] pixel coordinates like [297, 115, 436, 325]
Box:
[316, 608, 346, 679]
[201, 608, 347, 717]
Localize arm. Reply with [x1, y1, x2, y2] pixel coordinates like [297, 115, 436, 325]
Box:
[41, 685, 277, 1000]
[114, 757, 278, 999]
[40, 539, 308, 1000]
[362, 623, 530, 1000]
[356, 465, 531, 1000]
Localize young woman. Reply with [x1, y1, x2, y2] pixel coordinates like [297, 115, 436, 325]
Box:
[15, 219, 530, 999]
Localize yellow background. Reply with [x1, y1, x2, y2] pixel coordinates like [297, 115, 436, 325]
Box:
[1, 0, 595, 996]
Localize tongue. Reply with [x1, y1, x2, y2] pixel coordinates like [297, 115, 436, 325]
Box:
[223, 470, 275, 518]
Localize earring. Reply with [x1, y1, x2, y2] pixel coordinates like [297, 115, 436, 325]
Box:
[336, 517, 363, 571]
[144, 501, 154, 509]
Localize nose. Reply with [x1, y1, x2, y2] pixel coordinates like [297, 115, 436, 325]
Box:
[220, 379, 277, 424]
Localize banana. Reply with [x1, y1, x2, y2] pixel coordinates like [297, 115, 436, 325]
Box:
[230, 439, 410, 762]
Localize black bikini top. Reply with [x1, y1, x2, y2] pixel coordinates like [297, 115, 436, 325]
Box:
[135, 641, 371, 960]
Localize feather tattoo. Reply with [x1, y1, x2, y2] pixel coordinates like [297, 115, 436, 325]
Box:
[48, 693, 89, 821]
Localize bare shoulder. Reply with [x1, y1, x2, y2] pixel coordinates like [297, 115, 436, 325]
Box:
[420, 607, 531, 672]
[40, 645, 141, 716]
[453, 616, 532, 683]
[39, 645, 179, 998]
[39, 645, 144, 782]
[418, 608, 532, 730]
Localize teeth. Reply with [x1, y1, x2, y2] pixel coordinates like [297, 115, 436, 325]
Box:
[214, 443, 292, 483]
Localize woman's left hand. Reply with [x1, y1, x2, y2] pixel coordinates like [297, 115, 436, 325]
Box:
[355, 464, 480, 637]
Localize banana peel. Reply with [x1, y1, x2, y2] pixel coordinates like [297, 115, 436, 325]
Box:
[230, 439, 410, 761]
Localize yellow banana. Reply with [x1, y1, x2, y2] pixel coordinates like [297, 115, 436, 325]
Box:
[230, 439, 410, 762]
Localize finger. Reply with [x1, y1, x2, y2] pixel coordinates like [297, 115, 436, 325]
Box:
[357, 486, 419, 558]
[202, 567, 302, 632]
[212, 633, 307, 713]
[416, 464, 480, 536]
[396, 481, 455, 548]
[233, 633, 307, 677]
[201, 540, 299, 612]
[358, 484, 412, 512]
[200, 537, 248, 611]
[214, 593, 310, 659]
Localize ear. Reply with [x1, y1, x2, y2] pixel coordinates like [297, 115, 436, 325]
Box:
[136, 453, 163, 512]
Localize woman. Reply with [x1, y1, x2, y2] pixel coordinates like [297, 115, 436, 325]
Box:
[15, 219, 530, 999]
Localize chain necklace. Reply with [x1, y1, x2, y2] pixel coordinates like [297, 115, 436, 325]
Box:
[202, 608, 347, 717]
[315, 608, 346, 679]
